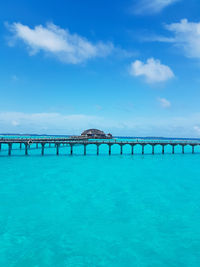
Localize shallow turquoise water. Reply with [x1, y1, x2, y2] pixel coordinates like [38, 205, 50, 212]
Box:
[0, 142, 200, 266]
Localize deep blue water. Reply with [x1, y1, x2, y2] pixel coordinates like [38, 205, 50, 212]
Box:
[0, 141, 200, 266]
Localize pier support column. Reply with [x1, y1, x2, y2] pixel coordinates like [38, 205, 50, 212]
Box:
[8, 143, 12, 156]
[97, 145, 100, 155]
[182, 145, 185, 154]
[152, 145, 155, 155]
[172, 145, 175, 154]
[0, 143, 1, 151]
[142, 145, 144, 155]
[70, 145, 73, 155]
[41, 143, 45, 156]
[20, 143, 22, 149]
[56, 144, 60, 155]
[162, 145, 165, 154]
[84, 144, 87, 155]
[49, 143, 51, 147]
[109, 144, 111, 155]
[131, 145, 134, 155]
[120, 145, 123, 155]
[192, 145, 195, 154]
[25, 143, 28, 155]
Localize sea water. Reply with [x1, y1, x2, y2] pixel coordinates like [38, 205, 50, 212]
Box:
[0, 139, 200, 266]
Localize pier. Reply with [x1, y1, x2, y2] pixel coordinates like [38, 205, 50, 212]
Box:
[0, 137, 200, 156]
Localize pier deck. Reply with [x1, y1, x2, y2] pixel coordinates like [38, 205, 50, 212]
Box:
[0, 137, 200, 156]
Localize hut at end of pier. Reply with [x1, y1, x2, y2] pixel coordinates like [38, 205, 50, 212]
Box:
[81, 129, 113, 139]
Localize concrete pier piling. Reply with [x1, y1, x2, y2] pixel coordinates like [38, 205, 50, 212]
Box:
[97, 145, 100, 155]
[192, 145, 195, 154]
[131, 145, 134, 155]
[162, 145, 165, 154]
[70, 145, 73, 155]
[142, 145, 144, 155]
[56, 144, 59, 155]
[25, 143, 28, 156]
[41, 143, 45, 156]
[109, 144, 112, 155]
[8, 143, 12, 156]
[120, 145, 123, 155]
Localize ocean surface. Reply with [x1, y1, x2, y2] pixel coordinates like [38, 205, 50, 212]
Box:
[0, 138, 200, 266]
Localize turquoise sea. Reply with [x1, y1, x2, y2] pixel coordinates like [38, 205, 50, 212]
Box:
[0, 138, 200, 266]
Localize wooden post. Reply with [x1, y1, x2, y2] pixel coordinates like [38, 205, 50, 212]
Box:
[70, 145, 73, 155]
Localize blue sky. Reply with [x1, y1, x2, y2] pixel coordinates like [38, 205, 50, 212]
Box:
[1, 0, 200, 137]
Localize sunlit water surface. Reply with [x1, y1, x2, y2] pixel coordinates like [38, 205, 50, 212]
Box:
[0, 140, 200, 266]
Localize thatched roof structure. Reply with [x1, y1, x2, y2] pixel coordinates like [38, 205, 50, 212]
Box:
[81, 129, 106, 137]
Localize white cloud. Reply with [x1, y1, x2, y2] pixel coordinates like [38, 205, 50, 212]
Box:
[165, 19, 200, 59]
[146, 19, 200, 59]
[129, 58, 174, 83]
[0, 112, 119, 135]
[158, 97, 171, 108]
[140, 35, 175, 43]
[133, 0, 180, 15]
[6, 22, 114, 64]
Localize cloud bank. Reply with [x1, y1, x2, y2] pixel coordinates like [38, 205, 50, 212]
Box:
[133, 0, 180, 15]
[0, 112, 124, 135]
[6, 22, 114, 64]
[129, 58, 174, 83]
[1, 111, 200, 137]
